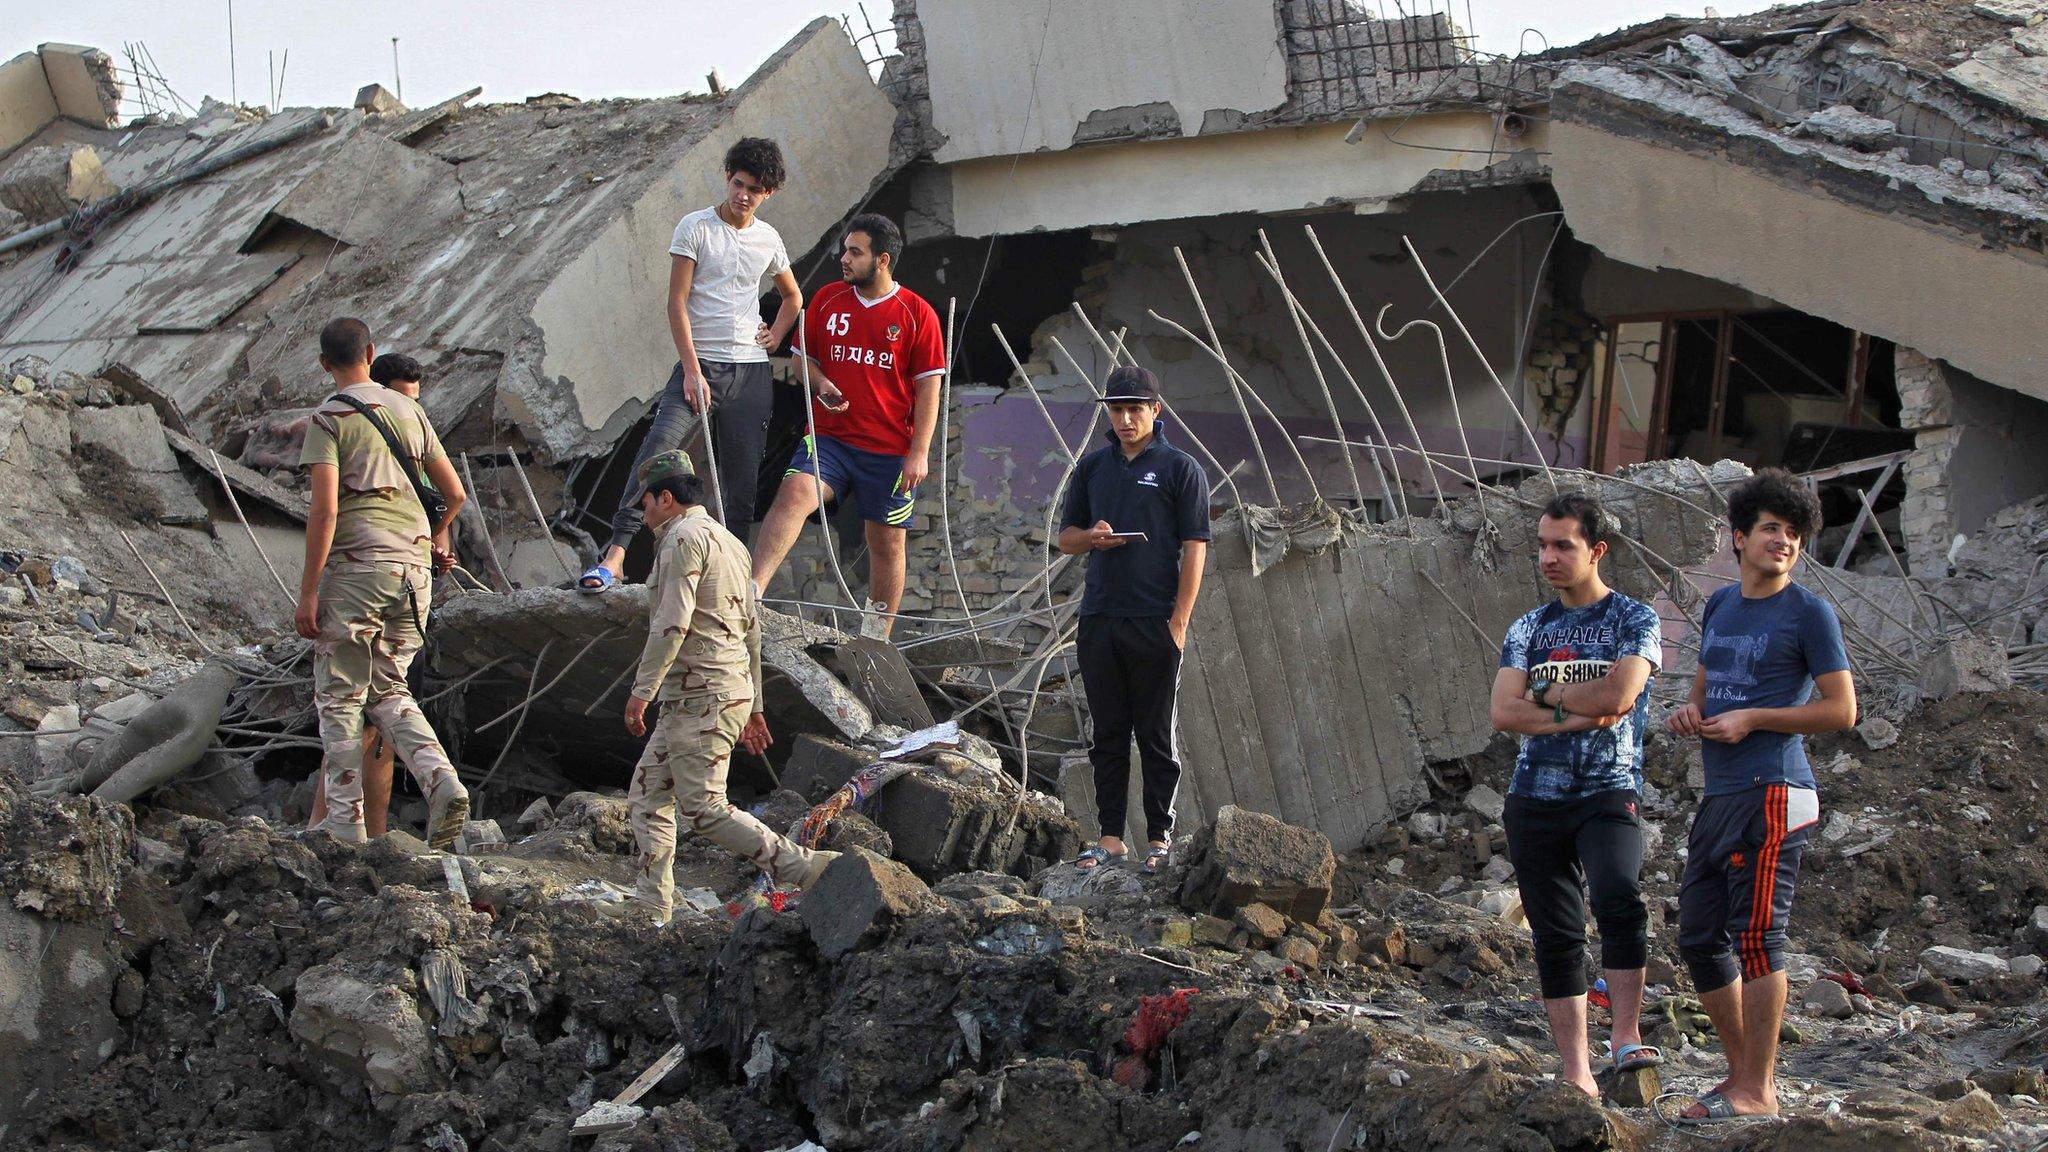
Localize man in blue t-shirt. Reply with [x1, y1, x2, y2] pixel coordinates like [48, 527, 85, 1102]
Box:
[1666, 467, 1854, 1125]
[1490, 493, 1663, 1098]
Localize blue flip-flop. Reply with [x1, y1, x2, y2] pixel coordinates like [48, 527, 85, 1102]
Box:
[578, 565, 617, 594]
[1611, 1042, 1663, 1073]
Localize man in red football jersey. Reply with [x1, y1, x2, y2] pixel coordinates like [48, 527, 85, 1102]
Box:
[750, 214, 944, 633]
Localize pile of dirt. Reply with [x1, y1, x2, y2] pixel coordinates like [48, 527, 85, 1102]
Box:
[0, 775, 1644, 1152]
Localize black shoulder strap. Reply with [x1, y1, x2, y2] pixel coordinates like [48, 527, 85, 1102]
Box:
[326, 390, 440, 517]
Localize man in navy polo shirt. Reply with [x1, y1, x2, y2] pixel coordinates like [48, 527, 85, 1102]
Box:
[1667, 467, 1855, 1124]
[1057, 365, 1210, 877]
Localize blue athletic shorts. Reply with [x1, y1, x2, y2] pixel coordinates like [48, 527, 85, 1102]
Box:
[785, 434, 914, 528]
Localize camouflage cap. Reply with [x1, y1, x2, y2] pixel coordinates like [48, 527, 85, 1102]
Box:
[636, 449, 695, 488]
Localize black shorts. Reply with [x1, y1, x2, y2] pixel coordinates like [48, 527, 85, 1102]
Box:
[1676, 783, 1818, 994]
[1502, 788, 1648, 1000]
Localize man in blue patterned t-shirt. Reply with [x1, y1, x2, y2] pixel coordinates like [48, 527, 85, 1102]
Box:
[1490, 492, 1663, 1098]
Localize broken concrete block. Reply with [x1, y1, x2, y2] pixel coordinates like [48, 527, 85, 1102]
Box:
[1976, 0, 2048, 25]
[68, 404, 209, 525]
[571, 1100, 645, 1136]
[1802, 977, 1855, 1018]
[1178, 805, 1336, 923]
[1858, 716, 1901, 750]
[37, 44, 122, 125]
[1232, 901, 1288, 944]
[1463, 785, 1506, 824]
[1936, 1088, 2006, 1135]
[72, 405, 178, 472]
[1272, 936, 1320, 969]
[454, 820, 505, 854]
[1919, 945, 2009, 982]
[1800, 104, 1898, 148]
[1606, 1064, 1660, 1108]
[289, 963, 439, 1095]
[1918, 637, 2013, 699]
[0, 907, 123, 1135]
[804, 848, 931, 960]
[0, 144, 117, 225]
[353, 83, 407, 115]
[782, 734, 873, 803]
[817, 753, 1079, 883]
[549, 792, 634, 854]
[0, 203, 24, 241]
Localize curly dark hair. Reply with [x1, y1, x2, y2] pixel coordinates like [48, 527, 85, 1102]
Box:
[1726, 466, 1823, 548]
[724, 137, 786, 191]
[369, 353, 423, 386]
[1540, 491, 1609, 548]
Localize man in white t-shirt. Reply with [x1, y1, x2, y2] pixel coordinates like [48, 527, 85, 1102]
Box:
[582, 137, 802, 590]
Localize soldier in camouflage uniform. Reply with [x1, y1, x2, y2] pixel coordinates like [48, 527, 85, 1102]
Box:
[623, 450, 838, 922]
[295, 318, 471, 848]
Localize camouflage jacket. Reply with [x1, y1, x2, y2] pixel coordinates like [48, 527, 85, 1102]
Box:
[632, 507, 763, 704]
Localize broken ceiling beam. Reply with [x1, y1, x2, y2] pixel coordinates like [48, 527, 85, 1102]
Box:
[388, 86, 484, 144]
[164, 427, 309, 522]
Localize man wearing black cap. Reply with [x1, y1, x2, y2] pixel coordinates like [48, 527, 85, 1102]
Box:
[1058, 365, 1211, 876]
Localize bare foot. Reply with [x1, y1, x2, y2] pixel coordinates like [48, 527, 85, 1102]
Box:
[1564, 1073, 1600, 1098]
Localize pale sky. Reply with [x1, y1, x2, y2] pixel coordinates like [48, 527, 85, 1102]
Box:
[10, 0, 1757, 115]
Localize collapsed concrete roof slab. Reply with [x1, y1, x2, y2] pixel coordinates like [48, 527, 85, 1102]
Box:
[426, 588, 872, 778]
[0, 18, 899, 461]
[1175, 461, 1743, 853]
[262, 131, 461, 247]
[1549, 65, 2048, 403]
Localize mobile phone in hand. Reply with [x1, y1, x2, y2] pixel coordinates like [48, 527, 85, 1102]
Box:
[1109, 531, 1148, 542]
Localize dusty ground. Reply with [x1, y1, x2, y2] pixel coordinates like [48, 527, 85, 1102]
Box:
[8, 677, 2048, 1152]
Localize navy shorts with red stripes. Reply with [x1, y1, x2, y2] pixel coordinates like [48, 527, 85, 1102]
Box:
[1676, 783, 1819, 994]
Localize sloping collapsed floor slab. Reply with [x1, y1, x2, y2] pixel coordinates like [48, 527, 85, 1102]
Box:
[0, 17, 900, 462]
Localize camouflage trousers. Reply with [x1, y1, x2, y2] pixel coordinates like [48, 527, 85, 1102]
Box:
[311, 560, 461, 833]
[627, 694, 835, 917]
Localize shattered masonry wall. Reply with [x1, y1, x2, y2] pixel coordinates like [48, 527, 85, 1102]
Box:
[1279, 2, 1464, 119]
[1519, 305, 1601, 442]
[1897, 346, 2048, 575]
[914, 0, 1289, 164]
[1176, 461, 1739, 853]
